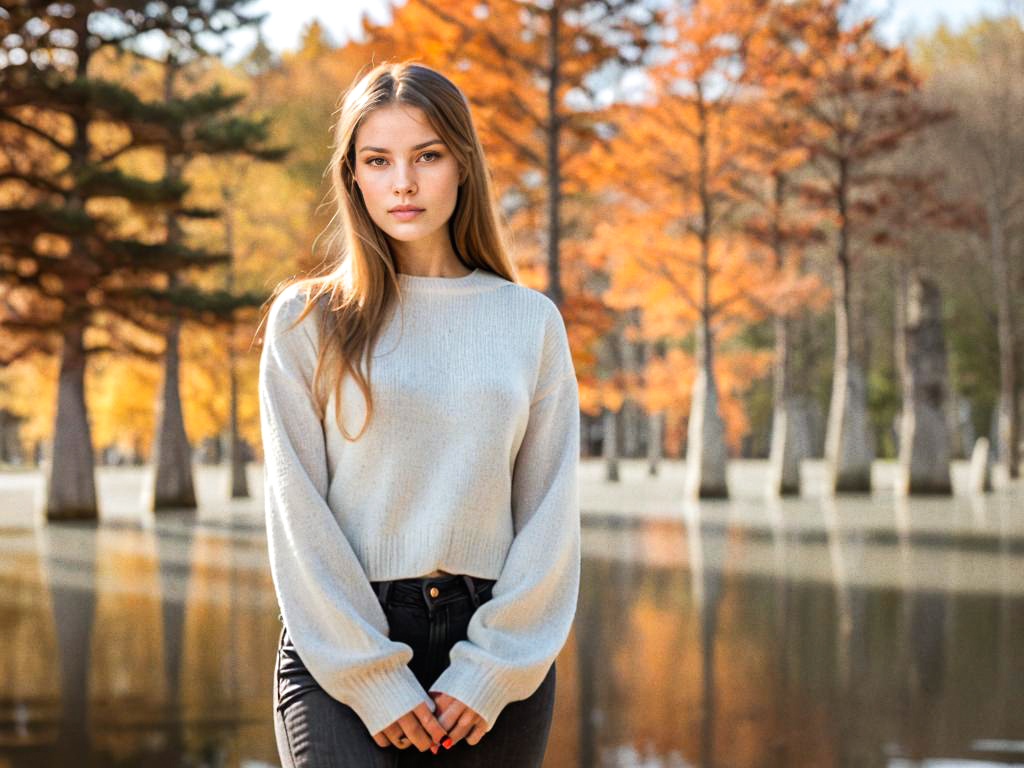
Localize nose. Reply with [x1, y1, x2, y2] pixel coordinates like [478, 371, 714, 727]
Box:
[393, 163, 417, 195]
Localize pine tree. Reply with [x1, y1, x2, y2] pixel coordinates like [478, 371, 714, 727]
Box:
[0, 1, 288, 519]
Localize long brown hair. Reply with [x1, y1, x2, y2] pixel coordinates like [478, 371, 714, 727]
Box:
[254, 60, 519, 441]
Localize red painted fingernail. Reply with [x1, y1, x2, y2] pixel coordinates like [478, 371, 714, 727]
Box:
[442, 737, 453, 749]
[430, 745, 439, 754]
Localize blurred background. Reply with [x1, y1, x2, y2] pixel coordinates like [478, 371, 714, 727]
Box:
[0, 0, 1022, 766]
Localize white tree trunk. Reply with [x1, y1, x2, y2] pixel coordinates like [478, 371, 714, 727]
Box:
[825, 257, 873, 492]
[685, 319, 728, 498]
[767, 311, 812, 496]
[968, 436, 993, 493]
[767, 395, 813, 497]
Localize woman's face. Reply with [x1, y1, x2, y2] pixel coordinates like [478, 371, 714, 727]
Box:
[352, 104, 460, 249]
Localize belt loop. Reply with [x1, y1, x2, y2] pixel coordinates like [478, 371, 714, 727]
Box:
[375, 580, 392, 607]
[462, 575, 481, 608]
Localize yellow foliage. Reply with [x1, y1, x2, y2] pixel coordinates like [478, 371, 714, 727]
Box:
[88, 354, 161, 457]
[0, 356, 58, 452]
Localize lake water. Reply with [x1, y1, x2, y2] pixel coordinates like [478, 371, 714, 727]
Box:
[0, 459, 1021, 767]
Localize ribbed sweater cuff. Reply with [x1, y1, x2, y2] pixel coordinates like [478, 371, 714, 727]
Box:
[427, 659, 523, 732]
[343, 662, 436, 737]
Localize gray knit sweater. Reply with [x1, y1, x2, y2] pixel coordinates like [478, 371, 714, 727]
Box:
[258, 267, 580, 736]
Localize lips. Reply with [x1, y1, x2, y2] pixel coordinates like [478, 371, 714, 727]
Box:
[390, 208, 424, 220]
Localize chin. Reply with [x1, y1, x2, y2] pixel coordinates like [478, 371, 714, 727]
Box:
[386, 228, 428, 242]
[386, 223, 445, 243]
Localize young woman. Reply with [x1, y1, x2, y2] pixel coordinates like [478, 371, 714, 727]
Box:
[257, 60, 581, 767]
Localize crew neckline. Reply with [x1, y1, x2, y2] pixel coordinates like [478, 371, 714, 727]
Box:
[395, 267, 498, 294]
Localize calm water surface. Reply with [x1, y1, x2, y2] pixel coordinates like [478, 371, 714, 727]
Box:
[0, 461, 1021, 767]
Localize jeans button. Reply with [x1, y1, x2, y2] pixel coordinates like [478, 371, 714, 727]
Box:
[429, 586, 440, 598]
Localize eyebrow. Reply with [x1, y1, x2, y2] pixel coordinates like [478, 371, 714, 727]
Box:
[358, 139, 444, 154]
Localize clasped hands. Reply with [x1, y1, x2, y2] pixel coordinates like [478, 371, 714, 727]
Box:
[372, 691, 489, 753]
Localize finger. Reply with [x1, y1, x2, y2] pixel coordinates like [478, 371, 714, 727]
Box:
[466, 720, 488, 746]
[445, 709, 479, 747]
[414, 701, 449, 746]
[372, 731, 390, 748]
[433, 698, 464, 732]
[384, 725, 408, 749]
[398, 712, 434, 752]
[428, 691, 454, 712]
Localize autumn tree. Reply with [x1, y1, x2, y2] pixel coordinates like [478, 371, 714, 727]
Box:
[587, 0, 779, 497]
[736, 5, 833, 496]
[768, 0, 951, 492]
[367, 0, 657, 308]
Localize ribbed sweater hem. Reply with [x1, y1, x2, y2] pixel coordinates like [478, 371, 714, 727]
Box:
[427, 656, 543, 731]
[343, 662, 437, 737]
[350, 525, 512, 582]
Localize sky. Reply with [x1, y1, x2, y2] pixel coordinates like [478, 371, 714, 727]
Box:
[225, 0, 1010, 61]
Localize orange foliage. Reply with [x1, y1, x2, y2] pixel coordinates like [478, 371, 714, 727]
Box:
[579, 0, 784, 452]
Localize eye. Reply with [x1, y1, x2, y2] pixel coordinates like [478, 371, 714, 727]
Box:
[365, 151, 441, 168]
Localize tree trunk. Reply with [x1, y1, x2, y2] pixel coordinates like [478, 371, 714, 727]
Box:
[897, 267, 952, 495]
[228, 340, 248, 498]
[968, 436, 993, 493]
[599, 331, 621, 482]
[685, 88, 729, 499]
[766, 173, 811, 497]
[47, 40, 99, 521]
[989, 200, 1019, 479]
[647, 410, 664, 477]
[685, 317, 729, 498]
[152, 55, 196, 512]
[602, 407, 619, 482]
[641, 338, 663, 476]
[824, 223, 873, 492]
[46, 320, 98, 519]
[544, 0, 563, 309]
[152, 306, 197, 510]
[767, 309, 812, 496]
[223, 185, 249, 499]
[618, 321, 642, 458]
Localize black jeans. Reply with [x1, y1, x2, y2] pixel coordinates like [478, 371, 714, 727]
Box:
[273, 572, 557, 767]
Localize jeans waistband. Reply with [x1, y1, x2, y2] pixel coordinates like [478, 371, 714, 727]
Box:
[370, 573, 496, 610]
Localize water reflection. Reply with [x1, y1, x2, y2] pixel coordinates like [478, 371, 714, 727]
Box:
[0, 516, 279, 766]
[0, 477, 1022, 767]
[576, 491, 1024, 768]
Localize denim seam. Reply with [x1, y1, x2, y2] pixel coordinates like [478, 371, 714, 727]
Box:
[280, 708, 298, 767]
[274, 628, 299, 767]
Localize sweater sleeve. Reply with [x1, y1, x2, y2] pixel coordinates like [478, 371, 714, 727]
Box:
[259, 285, 436, 736]
[426, 301, 581, 730]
